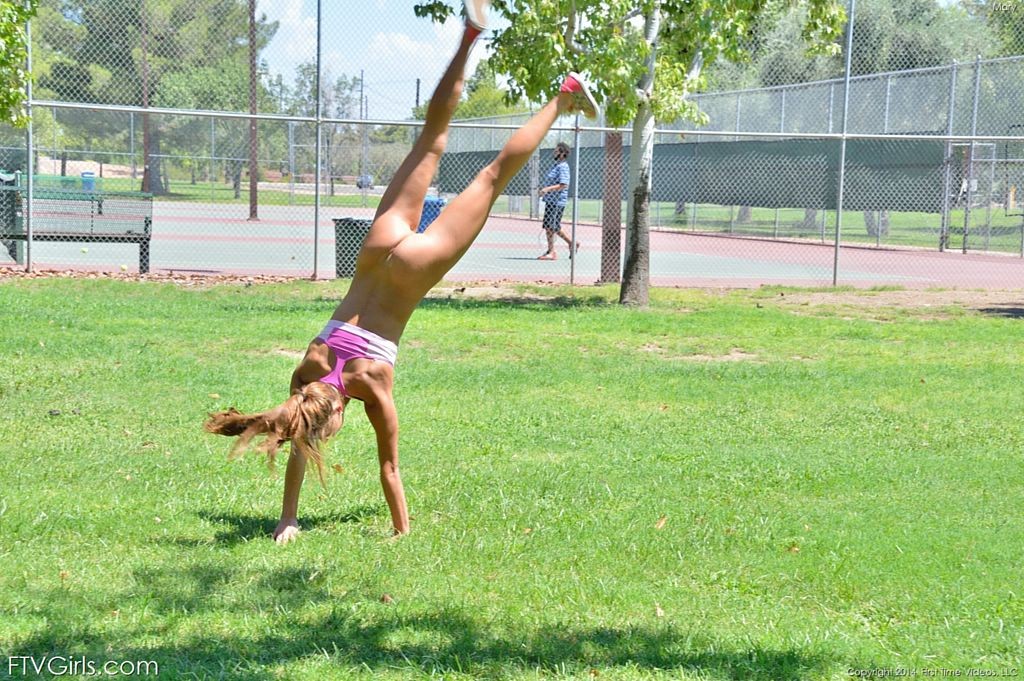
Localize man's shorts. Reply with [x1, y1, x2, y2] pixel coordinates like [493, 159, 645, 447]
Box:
[542, 202, 565, 232]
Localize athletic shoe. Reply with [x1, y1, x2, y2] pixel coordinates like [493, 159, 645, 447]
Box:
[560, 72, 599, 119]
[464, 0, 489, 30]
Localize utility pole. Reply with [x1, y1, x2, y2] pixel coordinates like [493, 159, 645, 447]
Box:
[247, 0, 259, 220]
[361, 88, 370, 208]
[359, 70, 367, 184]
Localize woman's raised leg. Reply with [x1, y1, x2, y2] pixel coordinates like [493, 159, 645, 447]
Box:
[409, 74, 598, 273]
[370, 23, 482, 233]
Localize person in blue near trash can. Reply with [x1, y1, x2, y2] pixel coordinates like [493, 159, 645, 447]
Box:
[205, 0, 600, 544]
[537, 142, 579, 260]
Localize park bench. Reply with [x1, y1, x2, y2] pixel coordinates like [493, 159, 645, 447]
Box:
[0, 172, 154, 273]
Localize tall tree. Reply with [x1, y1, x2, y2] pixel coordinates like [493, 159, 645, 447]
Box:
[30, 0, 277, 193]
[966, 0, 1024, 56]
[416, 0, 845, 305]
[0, 0, 38, 128]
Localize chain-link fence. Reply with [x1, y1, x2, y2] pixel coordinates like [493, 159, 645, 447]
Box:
[2, 0, 1023, 288]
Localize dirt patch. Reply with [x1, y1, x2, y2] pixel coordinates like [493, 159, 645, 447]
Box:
[636, 342, 759, 362]
[678, 349, 760, 362]
[268, 348, 304, 359]
[0, 266, 303, 288]
[768, 288, 1024, 319]
[427, 284, 551, 301]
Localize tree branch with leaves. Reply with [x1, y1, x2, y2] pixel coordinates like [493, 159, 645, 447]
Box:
[415, 0, 844, 304]
[1, 0, 38, 128]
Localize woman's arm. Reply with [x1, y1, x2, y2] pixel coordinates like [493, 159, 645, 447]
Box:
[363, 393, 409, 535]
[273, 447, 305, 543]
[274, 367, 309, 543]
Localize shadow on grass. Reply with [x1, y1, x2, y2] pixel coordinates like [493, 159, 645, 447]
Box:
[12, 594, 838, 680]
[203, 505, 384, 540]
[977, 305, 1024, 319]
[159, 506, 385, 546]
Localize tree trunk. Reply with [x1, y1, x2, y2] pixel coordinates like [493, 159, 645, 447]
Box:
[802, 208, 817, 230]
[145, 132, 165, 195]
[864, 210, 889, 237]
[620, 100, 655, 306]
[232, 160, 242, 199]
[619, 8, 660, 307]
[736, 205, 752, 223]
[599, 130, 623, 284]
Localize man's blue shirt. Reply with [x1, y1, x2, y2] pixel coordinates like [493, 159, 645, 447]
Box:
[542, 160, 570, 207]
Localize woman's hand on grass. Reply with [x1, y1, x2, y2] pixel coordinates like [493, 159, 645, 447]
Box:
[273, 518, 300, 544]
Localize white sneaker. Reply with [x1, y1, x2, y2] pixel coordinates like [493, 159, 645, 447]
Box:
[560, 72, 599, 119]
[464, 0, 489, 30]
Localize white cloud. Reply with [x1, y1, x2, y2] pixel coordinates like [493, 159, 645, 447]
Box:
[366, 19, 485, 105]
[260, 5, 489, 120]
[266, 0, 318, 67]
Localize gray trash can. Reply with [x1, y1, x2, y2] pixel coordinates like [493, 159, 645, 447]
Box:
[333, 217, 373, 278]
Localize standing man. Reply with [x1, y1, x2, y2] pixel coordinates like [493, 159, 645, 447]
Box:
[537, 142, 580, 260]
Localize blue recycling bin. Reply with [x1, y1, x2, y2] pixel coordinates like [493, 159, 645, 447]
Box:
[417, 196, 446, 233]
[81, 171, 96, 192]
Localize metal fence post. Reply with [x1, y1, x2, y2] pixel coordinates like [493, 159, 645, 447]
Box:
[985, 144, 996, 251]
[939, 61, 957, 252]
[823, 82, 835, 241]
[961, 55, 983, 254]
[878, 74, 892, 247]
[775, 90, 785, 238]
[833, 0, 857, 287]
[24, 4, 33, 273]
[570, 113, 581, 286]
[731, 92, 741, 233]
[883, 74, 891, 133]
[312, 0, 322, 278]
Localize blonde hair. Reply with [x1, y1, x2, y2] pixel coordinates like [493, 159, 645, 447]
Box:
[204, 381, 344, 485]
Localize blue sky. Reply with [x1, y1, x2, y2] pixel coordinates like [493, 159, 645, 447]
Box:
[260, 1, 489, 120]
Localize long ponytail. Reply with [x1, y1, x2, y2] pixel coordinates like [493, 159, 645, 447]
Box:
[204, 382, 344, 485]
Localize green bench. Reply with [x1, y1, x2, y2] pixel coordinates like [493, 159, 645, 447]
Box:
[1, 173, 154, 273]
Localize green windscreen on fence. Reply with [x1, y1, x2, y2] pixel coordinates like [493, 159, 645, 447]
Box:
[437, 138, 946, 212]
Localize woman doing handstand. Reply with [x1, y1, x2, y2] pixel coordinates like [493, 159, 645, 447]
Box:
[204, 0, 598, 543]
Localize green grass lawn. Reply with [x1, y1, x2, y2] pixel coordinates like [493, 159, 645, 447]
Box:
[1, 278, 1022, 680]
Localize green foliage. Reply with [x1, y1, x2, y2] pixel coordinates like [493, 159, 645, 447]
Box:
[709, 0, 996, 91]
[965, 0, 1024, 56]
[0, 0, 38, 127]
[847, 0, 994, 76]
[415, 0, 845, 127]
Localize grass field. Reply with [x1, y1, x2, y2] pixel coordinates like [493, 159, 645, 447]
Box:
[1, 278, 1022, 680]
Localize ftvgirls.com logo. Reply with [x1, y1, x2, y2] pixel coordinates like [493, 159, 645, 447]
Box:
[7, 656, 159, 677]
